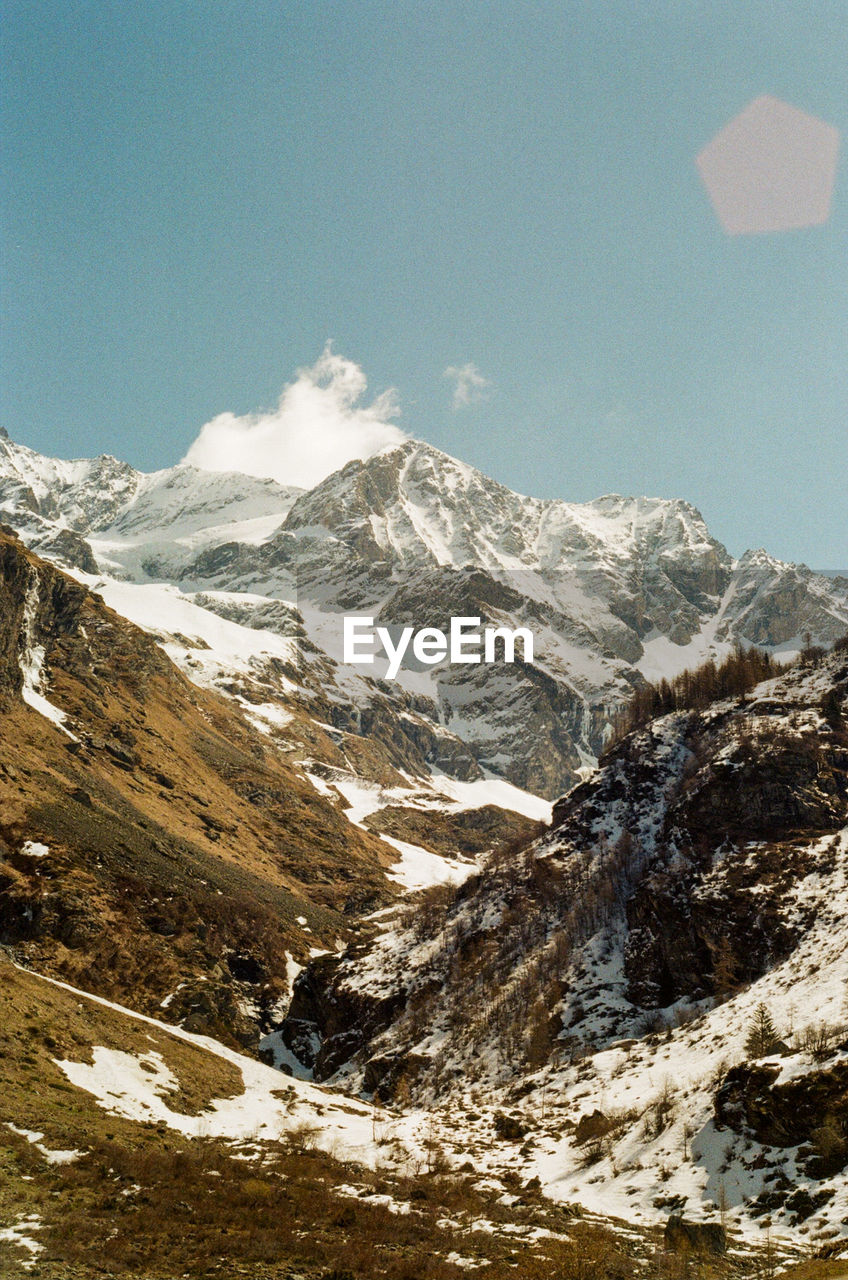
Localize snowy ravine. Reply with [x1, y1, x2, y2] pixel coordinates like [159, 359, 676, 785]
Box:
[277, 646, 848, 1249]
[17, 964, 434, 1176]
[17, 567, 75, 738]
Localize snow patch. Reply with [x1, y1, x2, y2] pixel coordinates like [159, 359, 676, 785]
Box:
[20, 841, 49, 859]
[0, 1215, 44, 1269]
[6, 1123, 82, 1165]
[18, 570, 77, 738]
[381, 834, 477, 891]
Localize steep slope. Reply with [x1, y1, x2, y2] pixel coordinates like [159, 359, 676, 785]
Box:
[0, 529, 386, 1045]
[280, 641, 848, 1243]
[0, 529, 540, 1050]
[3, 430, 847, 799]
[2, 953, 703, 1280]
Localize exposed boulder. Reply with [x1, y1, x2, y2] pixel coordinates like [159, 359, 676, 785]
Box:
[715, 1056, 848, 1177]
[664, 1214, 726, 1256]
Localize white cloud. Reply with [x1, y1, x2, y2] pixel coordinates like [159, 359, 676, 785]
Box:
[182, 345, 407, 491]
[443, 362, 490, 410]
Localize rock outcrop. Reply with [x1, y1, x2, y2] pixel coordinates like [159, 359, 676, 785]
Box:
[664, 1215, 727, 1256]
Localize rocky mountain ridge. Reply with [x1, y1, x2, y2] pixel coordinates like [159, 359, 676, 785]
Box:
[2, 429, 847, 799]
[3, 426, 848, 1262]
[275, 640, 848, 1242]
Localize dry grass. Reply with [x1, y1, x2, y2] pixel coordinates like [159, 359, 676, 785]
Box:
[0, 527, 407, 1049]
[0, 960, 682, 1280]
[778, 1262, 848, 1280]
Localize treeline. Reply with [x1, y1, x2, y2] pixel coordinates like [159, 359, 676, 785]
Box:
[611, 645, 781, 741]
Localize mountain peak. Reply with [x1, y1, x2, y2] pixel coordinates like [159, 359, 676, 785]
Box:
[3, 427, 847, 797]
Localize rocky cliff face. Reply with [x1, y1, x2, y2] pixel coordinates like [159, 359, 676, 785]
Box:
[3, 430, 846, 800]
[280, 640, 848, 1092]
[272, 641, 848, 1241]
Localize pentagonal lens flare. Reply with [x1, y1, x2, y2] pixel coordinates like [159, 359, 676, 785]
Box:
[696, 95, 839, 235]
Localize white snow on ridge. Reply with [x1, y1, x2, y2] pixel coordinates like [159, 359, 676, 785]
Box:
[0, 433, 125, 514]
[72, 576, 298, 694]
[0, 431, 298, 573]
[87, 466, 299, 580]
[426, 773, 552, 823]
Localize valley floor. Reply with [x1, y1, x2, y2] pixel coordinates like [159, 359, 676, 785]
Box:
[1, 953, 842, 1280]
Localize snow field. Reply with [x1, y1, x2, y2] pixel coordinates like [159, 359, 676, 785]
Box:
[19, 965, 435, 1177]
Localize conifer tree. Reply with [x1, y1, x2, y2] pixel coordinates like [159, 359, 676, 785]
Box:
[744, 1003, 780, 1058]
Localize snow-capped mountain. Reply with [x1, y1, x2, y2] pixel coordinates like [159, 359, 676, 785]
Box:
[4, 423, 848, 1266]
[2, 426, 847, 798]
[0, 426, 302, 578]
[0, 526, 546, 1038]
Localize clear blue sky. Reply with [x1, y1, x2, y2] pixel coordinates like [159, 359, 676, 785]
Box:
[2, 1, 846, 565]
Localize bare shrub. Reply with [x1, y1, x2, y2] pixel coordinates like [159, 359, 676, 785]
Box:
[643, 1080, 676, 1139]
[798, 1020, 843, 1062]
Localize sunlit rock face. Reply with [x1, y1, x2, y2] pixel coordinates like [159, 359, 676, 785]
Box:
[2, 430, 848, 798]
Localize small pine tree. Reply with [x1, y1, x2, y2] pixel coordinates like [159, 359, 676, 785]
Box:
[821, 686, 843, 729]
[744, 1003, 780, 1058]
[718, 1178, 729, 1229]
